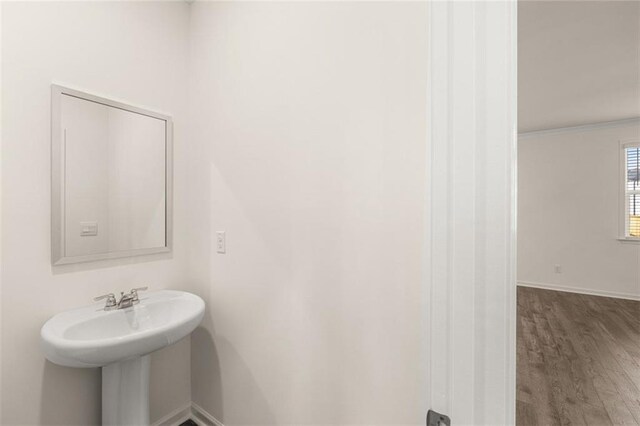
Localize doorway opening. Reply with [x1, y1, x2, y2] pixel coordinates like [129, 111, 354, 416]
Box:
[516, 2, 640, 424]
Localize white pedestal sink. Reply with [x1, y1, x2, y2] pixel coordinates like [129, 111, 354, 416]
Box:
[41, 290, 205, 426]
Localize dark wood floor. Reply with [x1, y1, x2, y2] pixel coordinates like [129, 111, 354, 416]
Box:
[517, 286, 640, 425]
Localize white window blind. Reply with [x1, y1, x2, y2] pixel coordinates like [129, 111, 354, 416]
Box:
[625, 145, 640, 237]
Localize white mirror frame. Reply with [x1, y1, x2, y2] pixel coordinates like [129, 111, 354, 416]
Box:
[51, 84, 173, 265]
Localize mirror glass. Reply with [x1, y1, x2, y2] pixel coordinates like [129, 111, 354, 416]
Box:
[52, 86, 172, 265]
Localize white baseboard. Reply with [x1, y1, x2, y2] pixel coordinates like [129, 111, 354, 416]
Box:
[152, 403, 192, 426]
[518, 280, 640, 301]
[152, 402, 224, 426]
[192, 402, 224, 426]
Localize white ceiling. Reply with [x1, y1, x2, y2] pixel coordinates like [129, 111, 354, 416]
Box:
[518, 0, 640, 133]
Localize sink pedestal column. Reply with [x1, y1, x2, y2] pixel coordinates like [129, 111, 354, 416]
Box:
[102, 355, 150, 426]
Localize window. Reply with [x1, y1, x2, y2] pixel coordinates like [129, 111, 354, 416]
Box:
[623, 142, 640, 238]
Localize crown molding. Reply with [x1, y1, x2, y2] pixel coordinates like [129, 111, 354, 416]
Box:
[519, 117, 640, 140]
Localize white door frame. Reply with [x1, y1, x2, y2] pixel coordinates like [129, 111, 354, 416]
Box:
[425, 1, 517, 424]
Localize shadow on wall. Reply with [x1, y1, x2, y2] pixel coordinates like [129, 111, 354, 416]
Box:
[40, 361, 101, 425]
[191, 326, 277, 425]
[191, 327, 224, 422]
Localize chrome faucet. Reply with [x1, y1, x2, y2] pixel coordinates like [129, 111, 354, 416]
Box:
[94, 287, 148, 311]
[117, 291, 136, 309]
[94, 293, 117, 311]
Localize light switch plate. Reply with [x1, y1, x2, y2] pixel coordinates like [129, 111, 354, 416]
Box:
[216, 231, 226, 254]
[80, 221, 98, 237]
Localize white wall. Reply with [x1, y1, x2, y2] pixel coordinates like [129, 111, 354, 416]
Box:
[1, 2, 193, 424]
[187, 2, 428, 424]
[518, 123, 640, 299]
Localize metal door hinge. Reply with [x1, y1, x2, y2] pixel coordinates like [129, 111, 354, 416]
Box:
[427, 409, 451, 426]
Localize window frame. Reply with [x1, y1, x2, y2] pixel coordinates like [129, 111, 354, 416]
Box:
[619, 139, 640, 243]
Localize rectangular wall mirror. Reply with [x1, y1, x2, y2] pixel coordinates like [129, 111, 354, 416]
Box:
[51, 85, 172, 265]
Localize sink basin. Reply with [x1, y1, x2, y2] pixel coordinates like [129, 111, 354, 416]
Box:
[41, 290, 204, 368]
[40, 289, 205, 425]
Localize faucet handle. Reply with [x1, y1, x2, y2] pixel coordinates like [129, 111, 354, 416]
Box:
[94, 293, 117, 310]
[94, 293, 115, 302]
[130, 286, 148, 303]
